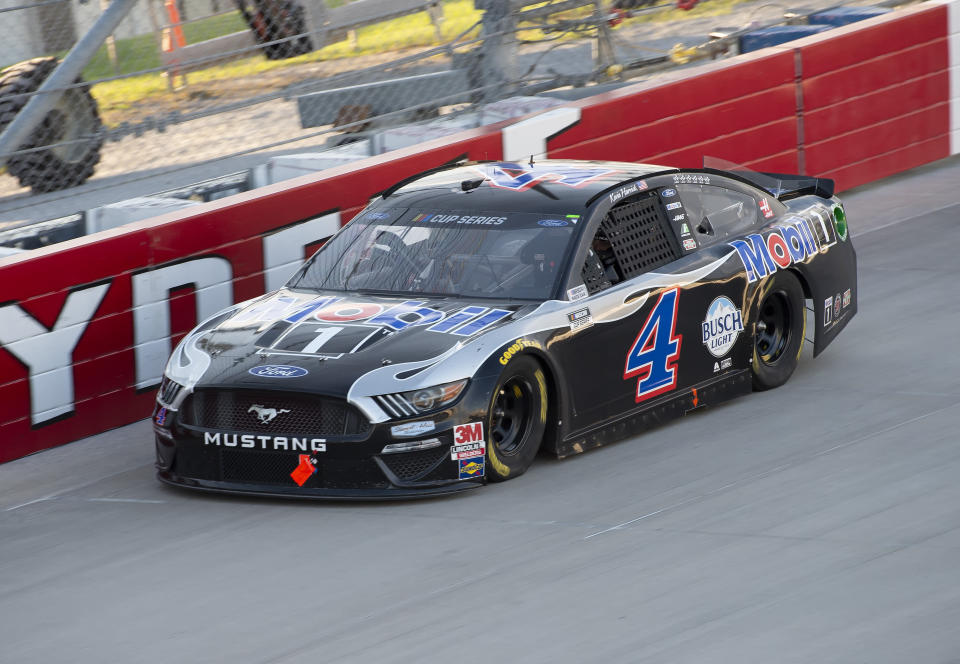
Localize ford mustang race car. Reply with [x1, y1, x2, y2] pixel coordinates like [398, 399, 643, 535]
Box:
[153, 159, 857, 498]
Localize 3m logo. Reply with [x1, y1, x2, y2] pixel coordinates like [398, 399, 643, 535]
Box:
[454, 422, 483, 445]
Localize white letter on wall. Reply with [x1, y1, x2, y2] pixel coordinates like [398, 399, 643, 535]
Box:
[501, 107, 581, 161]
[262, 212, 341, 293]
[132, 257, 233, 390]
[0, 283, 110, 425]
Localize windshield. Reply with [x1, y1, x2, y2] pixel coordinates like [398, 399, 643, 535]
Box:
[289, 207, 578, 300]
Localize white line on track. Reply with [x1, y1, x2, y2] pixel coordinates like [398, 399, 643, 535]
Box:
[4, 495, 58, 512]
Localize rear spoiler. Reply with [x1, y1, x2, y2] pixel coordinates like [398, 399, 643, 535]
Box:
[735, 170, 834, 201]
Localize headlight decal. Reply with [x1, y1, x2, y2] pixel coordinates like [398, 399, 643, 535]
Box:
[374, 379, 468, 419]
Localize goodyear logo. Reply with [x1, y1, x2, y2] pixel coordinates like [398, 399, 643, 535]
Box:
[499, 338, 540, 365]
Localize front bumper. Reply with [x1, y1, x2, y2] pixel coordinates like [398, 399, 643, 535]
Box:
[152, 392, 489, 499]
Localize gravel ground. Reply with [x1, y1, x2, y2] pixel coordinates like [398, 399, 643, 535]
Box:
[0, 0, 904, 223]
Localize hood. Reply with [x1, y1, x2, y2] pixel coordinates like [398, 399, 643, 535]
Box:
[191, 289, 531, 395]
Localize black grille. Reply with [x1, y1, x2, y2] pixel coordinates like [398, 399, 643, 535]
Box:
[221, 450, 318, 486]
[604, 196, 681, 279]
[172, 448, 320, 487]
[181, 390, 370, 436]
[380, 446, 449, 481]
[172, 447, 388, 489]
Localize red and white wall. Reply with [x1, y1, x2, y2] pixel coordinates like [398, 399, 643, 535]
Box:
[0, 0, 957, 462]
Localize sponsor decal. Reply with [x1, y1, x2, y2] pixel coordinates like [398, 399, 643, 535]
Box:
[264, 298, 514, 339]
[454, 422, 484, 445]
[665, 202, 683, 211]
[459, 457, 485, 479]
[204, 432, 326, 452]
[833, 293, 842, 320]
[759, 198, 774, 219]
[538, 219, 569, 227]
[290, 454, 318, 486]
[661, 188, 677, 198]
[673, 173, 710, 184]
[155, 407, 167, 426]
[479, 162, 617, 191]
[566, 214, 580, 224]
[701, 296, 744, 358]
[680, 223, 691, 236]
[682, 238, 697, 251]
[453, 422, 486, 462]
[823, 296, 833, 326]
[365, 211, 391, 220]
[672, 214, 685, 222]
[428, 214, 506, 226]
[842, 288, 852, 308]
[451, 441, 484, 461]
[729, 213, 836, 283]
[567, 284, 588, 301]
[411, 212, 434, 222]
[833, 205, 848, 241]
[248, 404, 290, 424]
[499, 338, 541, 365]
[391, 421, 436, 437]
[712, 358, 733, 373]
[568, 308, 593, 331]
[248, 365, 308, 378]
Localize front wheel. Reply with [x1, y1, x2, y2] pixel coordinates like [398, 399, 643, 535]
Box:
[752, 270, 806, 391]
[485, 356, 548, 482]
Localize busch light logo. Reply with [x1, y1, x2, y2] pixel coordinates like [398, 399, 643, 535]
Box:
[249, 365, 309, 378]
[701, 297, 743, 358]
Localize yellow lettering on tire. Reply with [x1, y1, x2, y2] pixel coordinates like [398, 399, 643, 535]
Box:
[535, 370, 547, 423]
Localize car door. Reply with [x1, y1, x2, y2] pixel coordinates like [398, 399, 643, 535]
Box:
[553, 176, 757, 436]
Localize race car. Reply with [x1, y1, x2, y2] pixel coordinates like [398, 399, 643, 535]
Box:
[153, 159, 857, 498]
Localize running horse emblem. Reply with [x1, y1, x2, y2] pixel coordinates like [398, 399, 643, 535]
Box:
[248, 404, 291, 424]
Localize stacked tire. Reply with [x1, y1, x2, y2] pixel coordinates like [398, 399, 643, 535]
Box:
[0, 57, 103, 193]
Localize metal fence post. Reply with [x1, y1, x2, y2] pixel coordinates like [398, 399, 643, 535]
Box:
[0, 0, 139, 166]
[474, 0, 518, 104]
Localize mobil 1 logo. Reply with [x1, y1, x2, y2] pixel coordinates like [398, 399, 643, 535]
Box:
[702, 296, 743, 358]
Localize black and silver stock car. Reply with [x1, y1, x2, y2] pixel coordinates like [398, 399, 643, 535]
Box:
[153, 160, 856, 498]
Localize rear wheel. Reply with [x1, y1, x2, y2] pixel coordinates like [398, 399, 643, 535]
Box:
[485, 356, 548, 482]
[0, 57, 103, 193]
[752, 270, 805, 391]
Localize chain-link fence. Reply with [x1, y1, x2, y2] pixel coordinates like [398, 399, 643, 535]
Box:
[0, 0, 888, 204]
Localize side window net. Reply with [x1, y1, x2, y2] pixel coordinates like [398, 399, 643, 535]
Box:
[602, 195, 681, 280]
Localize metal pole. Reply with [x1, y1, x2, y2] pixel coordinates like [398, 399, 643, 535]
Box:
[0, 0, 139, 165]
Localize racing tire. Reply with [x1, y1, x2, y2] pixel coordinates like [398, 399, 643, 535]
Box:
[0, 57, 103, 193]
[752, 270, 805, 391]
[485, 356, 548, 482]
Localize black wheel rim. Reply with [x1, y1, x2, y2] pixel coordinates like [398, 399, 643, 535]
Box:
[490, 378, 532, 456]
[756, 290, 792, 365]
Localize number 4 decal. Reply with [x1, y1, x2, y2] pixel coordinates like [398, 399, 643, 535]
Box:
[624, 288, 682, 403]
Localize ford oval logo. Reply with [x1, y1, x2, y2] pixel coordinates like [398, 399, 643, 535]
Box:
[248, 365, 308, 378]
[661, 188, 677, 197]
[538, 219, 568, 227]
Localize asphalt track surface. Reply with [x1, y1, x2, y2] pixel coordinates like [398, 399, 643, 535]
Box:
[2, 157, 959, 663]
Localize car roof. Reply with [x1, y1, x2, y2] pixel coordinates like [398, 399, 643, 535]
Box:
[383, 160, 677, 214]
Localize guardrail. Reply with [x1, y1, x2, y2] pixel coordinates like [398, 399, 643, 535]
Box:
[0, 0, 956, 462]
